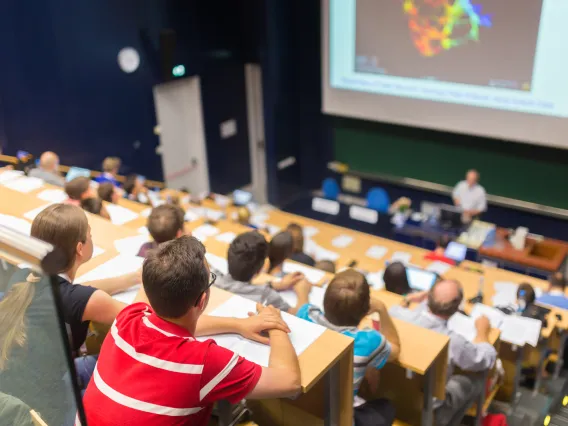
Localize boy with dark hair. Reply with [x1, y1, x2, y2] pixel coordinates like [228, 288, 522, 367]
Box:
[215, 231, 308, 314]
[64, 176, 95, 205]
[137, 204, 186, 258]
[296, 269, 400, 425]
[83, 236, 302, 425]
[97, 182, 119, 204]
[286, 223, 315, 266]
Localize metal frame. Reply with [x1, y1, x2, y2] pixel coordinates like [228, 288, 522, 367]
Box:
[422, 365, 435, 426]
[324, 362, 341, 426]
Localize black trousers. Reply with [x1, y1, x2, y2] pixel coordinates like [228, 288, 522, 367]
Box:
[354, 398, 395, 426]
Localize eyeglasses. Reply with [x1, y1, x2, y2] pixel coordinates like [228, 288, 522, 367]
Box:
[194, 271, 216, 306]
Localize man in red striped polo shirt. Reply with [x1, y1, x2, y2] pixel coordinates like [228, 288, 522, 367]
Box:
[82, 236, 301, 425]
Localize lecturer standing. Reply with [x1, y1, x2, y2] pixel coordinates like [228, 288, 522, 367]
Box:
[452, 169, 487, 219]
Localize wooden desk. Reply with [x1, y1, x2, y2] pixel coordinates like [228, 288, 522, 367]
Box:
[478, 228, 568, 274]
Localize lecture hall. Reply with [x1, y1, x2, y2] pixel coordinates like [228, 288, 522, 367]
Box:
[1, 1, 568, 425]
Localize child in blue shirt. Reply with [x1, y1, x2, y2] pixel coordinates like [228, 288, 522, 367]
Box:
[296, 269, 400, 425]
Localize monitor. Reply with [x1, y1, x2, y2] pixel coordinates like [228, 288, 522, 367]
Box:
[65, 166, 92, 182]
[445, 242, 467, 263]
[439, 204, 462, 230]
[233, 189, 252, 206]
[406, 266, 438, 292]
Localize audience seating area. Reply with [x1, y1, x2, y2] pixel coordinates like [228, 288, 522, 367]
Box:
[0, 161, 567, 426]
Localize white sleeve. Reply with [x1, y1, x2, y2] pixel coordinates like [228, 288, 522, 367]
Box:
[476, 188, 487, 212]
[452, 182, 462, 200]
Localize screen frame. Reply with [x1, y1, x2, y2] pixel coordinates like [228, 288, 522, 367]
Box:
[321, 0, 568, 150]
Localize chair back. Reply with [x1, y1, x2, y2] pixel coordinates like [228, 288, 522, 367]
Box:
[366, 187, 391, 213]
[322, 178, 340, 201]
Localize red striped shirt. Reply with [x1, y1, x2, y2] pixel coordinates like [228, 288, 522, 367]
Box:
[82, 303, 262, 426]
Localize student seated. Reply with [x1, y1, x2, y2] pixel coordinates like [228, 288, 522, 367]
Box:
[390, 280, 497, 426]
[424, 235, 456, 266]
[297, 269, 400, 425]
[123, 174, 149, 204]
[28, 151, 65, 187]
[82, 236, 301, 425]
[548, 273, 566, 296]
[137, 204, 186, 258]
[0, 204, 137, 425]
[215, 231, 308, 314]
[383, 261, 411, 295]
[286, 223, 315, 267]
[64, 176, 96, 206]
[314, 260, 336, 274]
[80, 197, 111, 220]
[266, 231, 294, 277]
[97, 182, 120, 204]
[94, 157, 121, 187]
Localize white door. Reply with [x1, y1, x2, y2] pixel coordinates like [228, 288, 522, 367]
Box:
[245, 64, 268, 204]
[153, 77, 210, 193]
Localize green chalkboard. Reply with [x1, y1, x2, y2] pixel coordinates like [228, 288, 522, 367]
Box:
[333, 118, 568, 209]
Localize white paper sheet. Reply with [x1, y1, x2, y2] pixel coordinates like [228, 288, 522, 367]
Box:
[303, 226, 319, 238]
[204, 209, 224, 222]
[205, 253, 229, 276]
[0, 214, 32, 235]
[267, 225, 281, 235]
[200, 295, 326, 367]
[140, 208, 151, 218]
[137, 226, 150, 236]
[23, 204, 53, 221]
[283, 261, 326, 284]
[279, 285, 327, 311]
[75, 255, 144, 284]
[184, 209, 201, 222]
[114, 235, 149, 256]
[112, 285, 141, 305]
[491, 282, 519, 307]
[216, 232, 237, 244]
[390, 251, 412, 264]
[366, 270, 385, 290]
[192, 224, 220, 242]
[4, 176, 44, 193]
[105, 203, 139, 225]
[447, 312, 477, 342]
[470, 304, 505, 329]
[331, 234, 354, 248]
[92, 245, 105, 259]
[500, 316, 542, 347]
[426, 261, 452, 276]
[36, 188, 68, 203]
[365, 246, 388, 260]
[0, 170, 24, 184]
[310, 244, 340, 262]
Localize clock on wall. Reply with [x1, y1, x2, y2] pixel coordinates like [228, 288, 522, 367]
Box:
[117, 47, 140, 73]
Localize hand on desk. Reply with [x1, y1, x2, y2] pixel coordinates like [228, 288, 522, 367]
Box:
[474, 316, 491, 344]
[272, 272, 305, 291]
[243, 304, 291, 345]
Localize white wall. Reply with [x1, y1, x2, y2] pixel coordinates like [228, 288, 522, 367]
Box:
[153, 77, 210, 193]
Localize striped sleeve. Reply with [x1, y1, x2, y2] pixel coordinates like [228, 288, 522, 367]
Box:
[366, 331, 392, 370]
[199, 341, 262, 405]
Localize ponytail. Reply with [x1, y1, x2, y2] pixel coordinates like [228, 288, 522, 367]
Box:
[0, 274, 37, 370]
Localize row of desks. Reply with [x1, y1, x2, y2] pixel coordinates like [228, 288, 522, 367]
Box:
[2, 179, 566, 424]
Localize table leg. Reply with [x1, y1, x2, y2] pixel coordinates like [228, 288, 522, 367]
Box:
[512, 346, 524, 405]
[554, 332, 567, 379]
[217, 400, 232, 426]
[533, 344, 548, 396]
[422, 366, 435, 426]
[474, 370, 489, 426]
[324, 362, 340, 426]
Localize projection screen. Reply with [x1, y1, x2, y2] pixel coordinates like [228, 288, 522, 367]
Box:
[322, 0, 568, 149]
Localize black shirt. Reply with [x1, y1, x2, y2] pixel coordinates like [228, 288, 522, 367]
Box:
[290, 252, 316, 267]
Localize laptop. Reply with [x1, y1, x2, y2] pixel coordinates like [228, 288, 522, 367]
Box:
[65, 166, 92, 182]
[233, 189, 253, 206]
[444, 242, 467, 263]
[406, 266, 438, 292]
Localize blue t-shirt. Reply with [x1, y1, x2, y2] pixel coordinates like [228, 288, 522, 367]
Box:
[94, 173, 121, 187]
[297, 304, 391, 397]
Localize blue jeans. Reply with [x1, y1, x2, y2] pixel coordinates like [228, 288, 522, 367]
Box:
[74, 355, 98, 392]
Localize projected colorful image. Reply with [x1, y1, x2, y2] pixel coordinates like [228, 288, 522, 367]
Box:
[403, 0, 492, 57]
[354, 0, 543, 91]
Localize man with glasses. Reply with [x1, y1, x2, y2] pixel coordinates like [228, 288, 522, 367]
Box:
[82, 235, 302, 426]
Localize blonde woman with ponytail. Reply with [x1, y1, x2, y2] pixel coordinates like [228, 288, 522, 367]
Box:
[0, 204, 138, 425]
